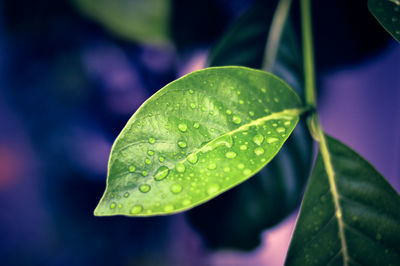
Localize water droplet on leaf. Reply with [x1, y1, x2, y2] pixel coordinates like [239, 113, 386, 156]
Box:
[187, 153, 198, 164]
[267, 137, 279, 144]
[178, 123, 187, 132]
[129, 166, 136, 172]
[148, 137, 155, 144]
[208, 162, 217, 170]
[176, 163, 186, 173]
[178, 141, 187, 148]
[139, 184, 151, 193]
[232, 115, 242, 124]
[154, 166, 169, 181]
[225, 151, 237, 158]
[207, 184, 220, 195]
[170, 183, 183, 194]
[130, 205, 143, 214]
[110, 202, 116, 209]
[253, 134, 264, 145]
[254, 147, 264, 156]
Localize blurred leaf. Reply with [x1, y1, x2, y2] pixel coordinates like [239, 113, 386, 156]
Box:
[94, 66, 303, 216]
[72, 0, 171, 44]
[187, 0, 313, 250]
[368, 0, 400, 42]
[286, 134, 400, 265]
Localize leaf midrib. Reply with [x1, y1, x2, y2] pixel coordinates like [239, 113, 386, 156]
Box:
[318, 132, 350, 266]
[178, 108, 305, 165]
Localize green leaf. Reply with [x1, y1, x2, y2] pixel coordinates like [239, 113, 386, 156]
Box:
[368, 0, 400, 42]
[286, 134, 400, 265]
[94, 66, 304, 216]
[72, 0, 171, 44]
[187, 0, 313, 250]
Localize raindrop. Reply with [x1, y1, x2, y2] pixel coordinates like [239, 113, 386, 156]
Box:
[130, 205, 143, 214]
[267, 137, 279, 144]
[129, 166, 136, 172]
[164, 204, 174, 212]
[223, 167, 230, 172]
[170, 183, 183, 194]
[207, 184, 220, 195]
[240, 145, 247, 150]
[243, 169, 251, 175]
[208, 162, 217, 170]
[176, 163, 186, 173]
[226, 109, 232, 115]
[159, 156, 165, 162]
[254, 147, 265, 156]
[154, 166, 169, 181]
[276, 127, 286, 133]
[190, 103, 196, 109]
[253, 134, 264, 145]
[193, 122, 200, 128]
[148, 137, 156, 144]
[178, 141, 187, 148]
[261, 88, 267, 93]
[232, 115, 242, 124]
[249, 111, 255, 116]
[124, 192, 130, 198]
[142, 170, 148, 177]
[187, 153, 198, 164]
[274, 97, 280, 102]
[139, 184, 151, 193]
[182, 199, 191, 206]
[110, 202, 116, 209]
[238, 163, 245, 169]
[284, 121, 291, 126]
[178, 123, 188, 132]
[225, 151, 237, 159]
[147, 150, 154, 156]
[118, 204, 123, 209]
[145, 158, 151, 164]
[239, 100, 244, 104]
[201, 107, 207, 112]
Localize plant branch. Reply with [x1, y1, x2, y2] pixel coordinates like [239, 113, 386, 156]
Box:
[300, 0, 316, 108]
[262, 0, 293, 71]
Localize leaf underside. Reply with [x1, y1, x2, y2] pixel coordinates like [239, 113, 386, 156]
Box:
[94, 66, 302, 217]
[286, 134, 400, 266]
[368, 0, 400, 42]
[187, 0, 312, 250]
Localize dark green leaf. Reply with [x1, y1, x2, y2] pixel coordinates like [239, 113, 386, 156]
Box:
[368, 0, 400, 42]
[286, 134, 400, 265]
[72, 0, 171, 44]
[94, 66, 303, 216]
[187, 0, 312, 250]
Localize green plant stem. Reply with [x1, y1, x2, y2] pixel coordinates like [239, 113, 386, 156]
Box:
[300, 2, 349, 264]
[300, 0, 316, 109]
[262, 0, 293, 71]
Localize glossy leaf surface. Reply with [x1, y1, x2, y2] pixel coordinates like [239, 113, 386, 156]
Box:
[94, 66, 303, 216]
[368, 0, 400, 42]
[187, 0, 313, 250]
[286, 134, 400, 265]
[72, 0, 171, 44]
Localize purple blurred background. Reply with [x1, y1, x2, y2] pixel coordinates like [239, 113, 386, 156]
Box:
[0, 0, 399, 265]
